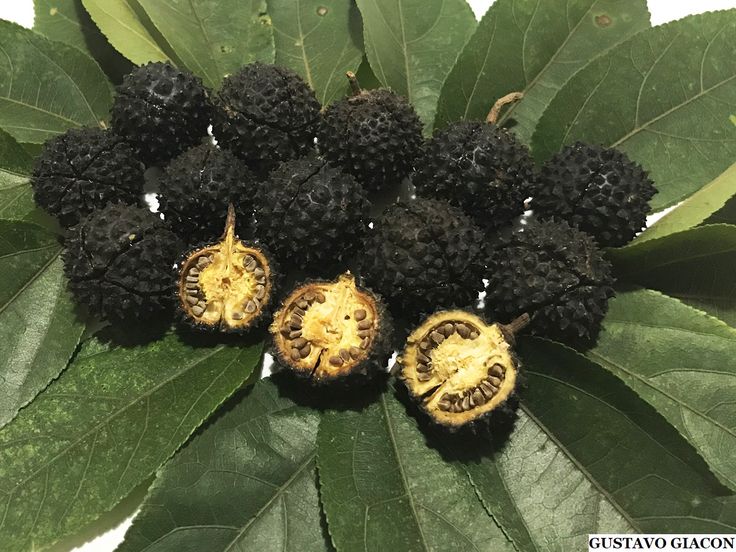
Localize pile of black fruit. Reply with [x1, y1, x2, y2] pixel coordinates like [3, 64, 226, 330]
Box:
[31, 61, 656, 431]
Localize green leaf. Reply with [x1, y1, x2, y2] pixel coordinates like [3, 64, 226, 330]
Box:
[118, 378, 330, 552]
[532, 10, 736, 210]
[356, 0, 476, 130]
[637, 163, 736, 243]
[0, 20, 113, 144]
[317, 387, 515, 552]
[0, 221, 83, 430]
[610, 224, 736, 325]
[464, 409, 636, 551]
[435, 0, 650, 143]
[81, 0, 175, 66]
[33, 0, 133, 83]
[0, 334, 262, 552]
[707, 194, 736, 225]
[270, 0, 363, 107]
[0, 129, 36, 222]
[135, 0, 275, 89]
[520, 338, 736, 533]
[586, 289, 736, 491]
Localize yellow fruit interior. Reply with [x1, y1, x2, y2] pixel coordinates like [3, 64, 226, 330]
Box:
[271, 273, 378, 379]
[400, 310, 517, 427]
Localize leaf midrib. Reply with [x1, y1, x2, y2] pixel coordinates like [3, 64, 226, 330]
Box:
[379, 393, 430, 551]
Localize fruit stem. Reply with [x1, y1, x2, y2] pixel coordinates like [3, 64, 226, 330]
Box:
[346, 71, 362, 96]
[222, 203, 237, 246]
[499, 313, 530, 343]
[486, 92, 524, 125]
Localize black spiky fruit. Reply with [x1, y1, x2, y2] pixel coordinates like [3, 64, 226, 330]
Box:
[319, 86, 423, 192]
[212, 63, 321, 175]
[357, 198, 486, 321]
[111, 62, 213, 164]
[534, 142, 657, 247]
[31, 128, 143, 227]
[64, 204, 184, 322]
[485, 219, 615, 346]
[253, 155, 370, 273]
[413, 120, 535, 230]
[158, 144, 256, 242]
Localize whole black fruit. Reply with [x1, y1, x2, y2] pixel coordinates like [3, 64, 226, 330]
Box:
[212, 63, 321, 175]
[533, 142, 656, 247]
[31, 128, 143, 227]
[413, 120, 534, 230]
[319, 81, 423, 192]
[111, 62, 213, 165]
[485, 218, 615, 346]
[64, 204, 184, 322]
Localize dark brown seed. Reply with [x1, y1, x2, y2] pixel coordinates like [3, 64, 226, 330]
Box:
[349, 346, 362, 359]
[255, 286, 266, 300]
[185, 282, 198, 289]
[357, 320, 372, 330]
[442, 323, 455, 336]
[294, 307, 306, 317]
[297, 299, 308, 309]
[197, 256, 212, 268]
[189, 267, 199, 276]
[289, 330, 302, 339]
[357, 329, 371, 338]
[479, 381, 495, 399]
[329, 356, 343, 366]
[186, 296, 198, 306]
[430, 331, 445, 345]
[417, 372, 431, 382]
[490, 364, 505, 377]
[304, 292, 315, 302]
[488, 376, 502, 387]
[254, 268, 265, 278]
[354, 309, 367, 321]
[290, 349, 301, 361]
[452, 401, 463, 413]
[438, 400, 452, 411]
[419, 340, 431, 350]
[232, 311, 244, 321]
[245, 301, 257, 313]
[244, 256, 256, 271]
[292, 337, 307, 349]
[360, 337, 370, 349]
[315, 292, 326, 303]
[455, 324, 471, 338]
[416, 363, 431, 373]
[186, 275, 198, 283]
[299, 343, 311, 358]
[339, 349, 351, 362]
[462, 395, 471, 410]
[417, 352, 430, 363]
[192, 305, 205, 316]
[469, 331, 479, 340]
[472, 389, 485, 405]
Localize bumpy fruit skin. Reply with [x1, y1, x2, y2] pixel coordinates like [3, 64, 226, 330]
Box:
[413, 121, 534, 230]
[358, 199, 486, 320]
[253, 156, 370, 273]
[534, 142, 657, 247]
[31, 128, 143, 227]
[158, 144, 256, 241]
[319, 89, 423, 192]
[64, 204, 184, 323]
[212, 63, 321, 174]
[485, 219, 615, 346]
[111, 62, 213, 164]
